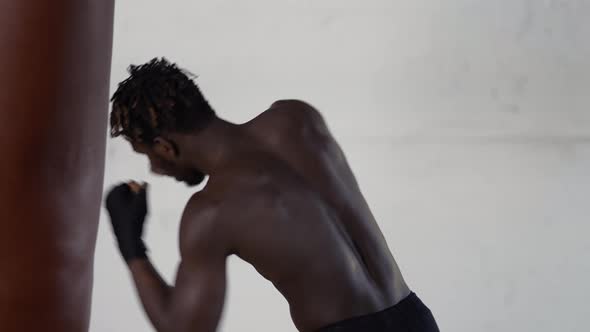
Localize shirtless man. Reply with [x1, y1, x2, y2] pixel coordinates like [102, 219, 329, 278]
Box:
[105, 58, 439, 332]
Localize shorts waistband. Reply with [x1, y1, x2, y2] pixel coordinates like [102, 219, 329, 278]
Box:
[315, 292, 429, 331]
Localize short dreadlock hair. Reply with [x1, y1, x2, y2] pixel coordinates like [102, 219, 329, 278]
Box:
[110, 58, 215, 143]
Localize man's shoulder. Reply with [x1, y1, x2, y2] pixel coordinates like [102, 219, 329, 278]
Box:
[249, 99, 323, 129]
[179, 182, 269, 230]
[266, 99, 325, 124]
[268, 99, 318, 112]
[179, 182, 283, 257]
[180, 187, 240, 228]
[177, 190, 227, 255]
[249, 99, 330, 145]
[183, 190, 217, 218]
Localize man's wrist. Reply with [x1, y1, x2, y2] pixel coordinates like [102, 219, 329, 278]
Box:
[119, 238, 148, 263]
[127, 255, 150, 269]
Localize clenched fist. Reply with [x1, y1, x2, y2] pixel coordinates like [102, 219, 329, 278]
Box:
[105, 182, 149, 262]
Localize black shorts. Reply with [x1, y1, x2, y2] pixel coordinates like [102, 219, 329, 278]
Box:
[316, 292, 440, 332]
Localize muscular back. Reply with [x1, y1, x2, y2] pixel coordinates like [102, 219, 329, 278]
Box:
[184, 100, 410, 332]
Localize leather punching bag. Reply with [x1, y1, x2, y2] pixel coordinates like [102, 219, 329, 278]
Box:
[0, 0, 115, 330]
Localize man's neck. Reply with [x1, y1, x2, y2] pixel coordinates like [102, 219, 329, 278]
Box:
[172, 117, 250, 175]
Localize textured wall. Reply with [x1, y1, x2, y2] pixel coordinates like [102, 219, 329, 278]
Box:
[92, 1, 590, 331]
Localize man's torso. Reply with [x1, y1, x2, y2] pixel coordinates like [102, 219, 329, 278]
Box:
[181, 100, 410, 331]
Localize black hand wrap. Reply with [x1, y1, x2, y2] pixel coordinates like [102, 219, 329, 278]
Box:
[105, 183, 149, 262]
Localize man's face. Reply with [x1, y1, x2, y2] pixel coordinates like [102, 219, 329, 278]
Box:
[129, 140, 205, 186]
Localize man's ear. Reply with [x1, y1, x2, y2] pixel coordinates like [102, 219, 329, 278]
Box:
[153, 137, 178, 160]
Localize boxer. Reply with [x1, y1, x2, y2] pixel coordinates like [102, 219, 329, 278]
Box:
[105, 58, 439, 332]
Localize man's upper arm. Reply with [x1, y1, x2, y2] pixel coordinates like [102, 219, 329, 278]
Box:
[166, 194, 228, 332]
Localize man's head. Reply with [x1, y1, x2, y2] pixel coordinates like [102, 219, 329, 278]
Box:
[110, 58, 213, 186]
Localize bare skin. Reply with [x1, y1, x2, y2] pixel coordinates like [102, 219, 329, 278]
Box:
[124, 99, 411, 332]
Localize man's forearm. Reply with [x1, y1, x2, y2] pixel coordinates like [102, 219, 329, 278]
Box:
[128, 259, 173, 331]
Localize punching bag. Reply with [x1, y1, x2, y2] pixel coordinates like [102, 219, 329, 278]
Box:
[0, 0, 115, 330]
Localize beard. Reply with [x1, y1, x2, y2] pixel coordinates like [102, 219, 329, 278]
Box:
[182, 171, 207, 187]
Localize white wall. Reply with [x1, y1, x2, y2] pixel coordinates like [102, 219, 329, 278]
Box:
[91, 1, 590, 331]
